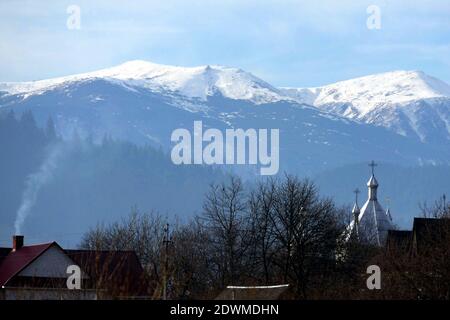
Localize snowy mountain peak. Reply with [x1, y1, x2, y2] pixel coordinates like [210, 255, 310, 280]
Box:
[282, 70, 450, 115]
[0, 60, 286, 104]
[280, 70, 450, 143]
[324, 70, 450, 106]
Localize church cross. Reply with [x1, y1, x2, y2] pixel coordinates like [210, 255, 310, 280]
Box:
[353, 188, 360, 203]
[369, 160, 377, 175]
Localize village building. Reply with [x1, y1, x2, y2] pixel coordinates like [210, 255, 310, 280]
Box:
[0, 235, 149, 300]
[386, 217, 450, 256]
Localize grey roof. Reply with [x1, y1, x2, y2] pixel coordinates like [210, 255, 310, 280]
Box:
[348, 172, 394, 246]
[356, 197, 394, 245]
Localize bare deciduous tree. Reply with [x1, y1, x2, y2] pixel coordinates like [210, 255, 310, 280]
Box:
[248, 178, 278, 285]
[200, 176, 250, 287]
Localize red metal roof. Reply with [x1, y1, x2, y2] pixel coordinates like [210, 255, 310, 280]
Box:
[0, 242, 54, 287]
[0, 243, 149, 296]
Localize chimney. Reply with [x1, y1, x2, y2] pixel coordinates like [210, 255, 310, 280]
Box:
[13, 235, 24, 251]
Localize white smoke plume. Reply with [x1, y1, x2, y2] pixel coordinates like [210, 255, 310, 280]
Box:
[14, 144, 65, 234]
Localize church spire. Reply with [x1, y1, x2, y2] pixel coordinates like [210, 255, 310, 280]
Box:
[352, 188, 361, 238]
[367, 160, 378, 200]
[352, 188, 360, 218]
[385, 197, 393, 222]
[345, 161, 395, 246]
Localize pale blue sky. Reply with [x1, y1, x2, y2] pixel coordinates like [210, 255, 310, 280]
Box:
[0, 0, 449, 86]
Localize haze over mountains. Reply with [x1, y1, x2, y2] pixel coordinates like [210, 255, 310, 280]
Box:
[0, 60, 449, 239]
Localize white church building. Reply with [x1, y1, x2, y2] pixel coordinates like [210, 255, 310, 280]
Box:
[348, 161, 395, 246]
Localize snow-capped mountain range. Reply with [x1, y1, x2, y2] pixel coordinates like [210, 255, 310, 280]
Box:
[0, 60, 286, 105]
[0, 60, 449, 174]
[281, 70, 450, 144]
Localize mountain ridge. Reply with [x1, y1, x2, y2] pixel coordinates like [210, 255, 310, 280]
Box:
[281, 70, 450, 112]
[1, 61, 449, 174]
[280, 70, 450, 143]
[0, 60, 289, 105]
